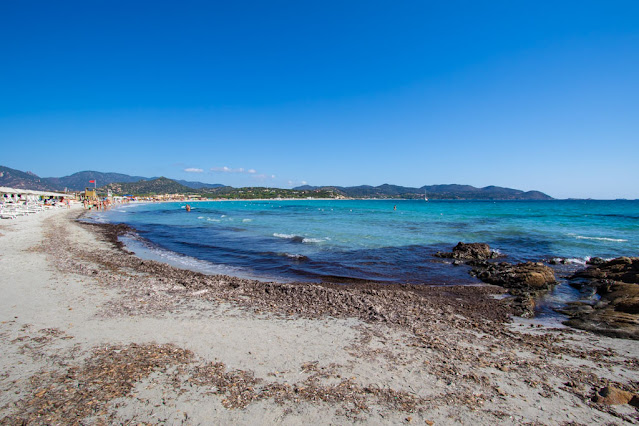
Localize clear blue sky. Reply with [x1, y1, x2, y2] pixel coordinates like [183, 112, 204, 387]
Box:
[1, 1, 637, 199]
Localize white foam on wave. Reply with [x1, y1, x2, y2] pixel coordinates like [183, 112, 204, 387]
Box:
[551, 256, 615, 266]
[574, 235, 627, 242]
[207, 218, 221, 222]
[273, 233, 327, 243]
[552, 257, 588, 266]
[302, 237, 325, 243]
[274, 233, 297, 239]
[285, 253, 307, 259]
[242, 219, 252, 223]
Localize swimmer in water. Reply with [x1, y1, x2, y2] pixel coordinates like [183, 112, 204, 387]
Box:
[393, 205, 397, 211]
[185, 204, 191, 212]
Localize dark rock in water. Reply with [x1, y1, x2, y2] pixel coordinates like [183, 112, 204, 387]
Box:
[587, 257, 606, 266]
[470, 261, 557, 292]
[548, 257, 571, 265]
[572, 256, 639, 283]
[565, 257, 639, 340]
[468, 260, 556, 318]
[437, 243, 554, 317]
[557, 302, 594, 316]
[435, 242, 500, 261]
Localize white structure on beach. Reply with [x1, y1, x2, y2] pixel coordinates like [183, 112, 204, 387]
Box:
[1, 186, 73, 219]
[0, 186, 70, 201]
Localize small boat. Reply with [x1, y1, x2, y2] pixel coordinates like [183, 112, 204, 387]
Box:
[424, 192, 428, 201]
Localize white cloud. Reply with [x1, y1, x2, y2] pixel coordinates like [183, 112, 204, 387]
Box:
[184, 168, 204, 173]
[211, 166, 259, 175]
[211, 166, 236, 173]
[209, 166, 279, 182]
[288, 180, 294, 185]
[301, 181, 307, 185]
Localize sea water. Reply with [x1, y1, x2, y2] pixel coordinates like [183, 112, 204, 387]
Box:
[91, 199, 639, 320]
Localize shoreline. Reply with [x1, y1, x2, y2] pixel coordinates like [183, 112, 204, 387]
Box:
[1, 208, 638, 423]
[82, 202, 621, 322]
[117, 198, 636, 202]
[80, 215, 582, 328]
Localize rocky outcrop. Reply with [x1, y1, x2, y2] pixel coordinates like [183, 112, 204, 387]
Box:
[563, 257, 639, 340]
[572, 257, 639, 284]
[470, 261, 557, 293]
[468, 261, 557, 318]
[436, 243, 556, 318]
[435, 242, 500, 261]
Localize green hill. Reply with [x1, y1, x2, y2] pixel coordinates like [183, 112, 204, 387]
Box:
[45, 171, 149, 191]
[201, 186, 339, 199]
[293, 184, 553, 200]
[102, 177, 195, 195]
[1, 165, 554, 200]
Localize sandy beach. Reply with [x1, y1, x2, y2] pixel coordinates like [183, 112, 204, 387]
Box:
[1, 207, 638, 424]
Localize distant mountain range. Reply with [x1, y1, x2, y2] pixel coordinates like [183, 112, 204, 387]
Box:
[46, 171, 150, 191]
[0, 165, 224, 192]
[293, 184, 553, 200]
[0, 166, 54, 191]
[1, 165, 553, 199]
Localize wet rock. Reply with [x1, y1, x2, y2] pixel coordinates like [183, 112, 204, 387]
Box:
[587, 257, 606, 266]
[564, 257, 639, 340]
[605, 282, 639, 314]
[593, 386, 636, 405]
[468, 261, 556, 318]
[437, 243, 556, 318]
[471, 261, 556, 292]
[435, 242, 500, 261]
[572, 257, 639, 283]
[563, 308, 639, 340]
[557, 302, 594, 316]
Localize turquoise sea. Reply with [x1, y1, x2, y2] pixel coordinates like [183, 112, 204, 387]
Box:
[92, 199, 639, 319]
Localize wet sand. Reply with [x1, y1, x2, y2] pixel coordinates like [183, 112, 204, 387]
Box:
[1, 207, 638, 424]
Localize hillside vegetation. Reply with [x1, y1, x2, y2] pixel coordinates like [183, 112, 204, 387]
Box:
[1, 164, 554, 200]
